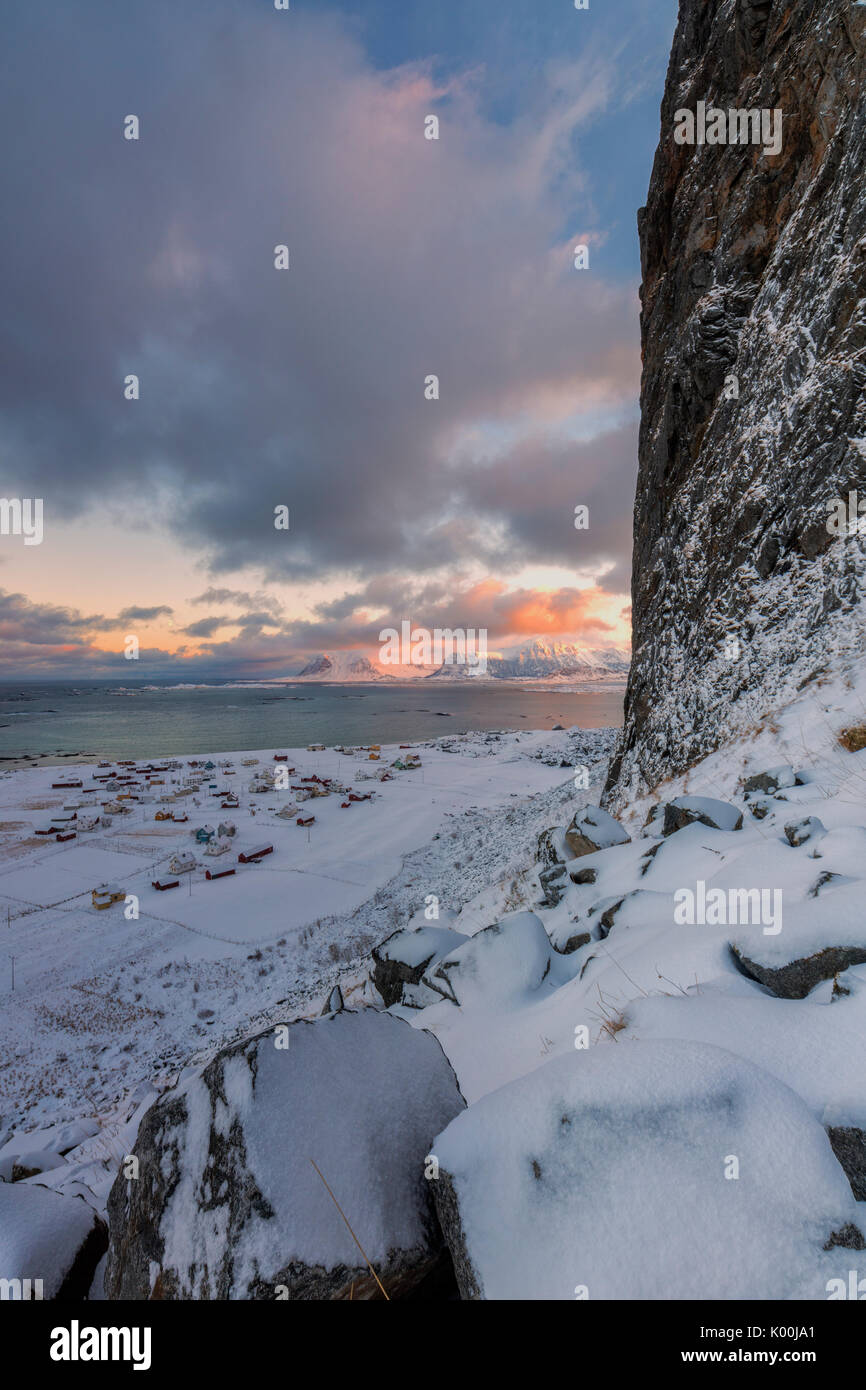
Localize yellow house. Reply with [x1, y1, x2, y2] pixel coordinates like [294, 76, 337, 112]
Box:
[92, 883, 126, 910]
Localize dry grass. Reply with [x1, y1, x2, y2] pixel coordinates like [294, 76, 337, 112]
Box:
[839, 724, 866, 753]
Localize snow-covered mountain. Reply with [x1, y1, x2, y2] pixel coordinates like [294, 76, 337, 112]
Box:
[293, 652, 395, 682]
[426, 640, 631, 681]
[291, 642, 630, 683]
[495, 640, 631, 679]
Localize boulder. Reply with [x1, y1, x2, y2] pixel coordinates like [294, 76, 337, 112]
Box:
[105, 1009, 465, 1300]
[564, 806, 630, 858]
[0, 1183, 107, 1300]
[11, 1149, 68, 1182]
[731, 943, 866, 1000]
[371, 922, 467, 1008]
[827, 1127, 866, 1202]
[569, 865, 598, 885]
[742, 766, 797, 796]
[538, 862, 568, 907]
[424, 912, 559, 1009]
[784, 816, 827, 848]
[535, 826, 573, 868]
[662, 796, 743, 836]
[430, 1039, 861, 1299]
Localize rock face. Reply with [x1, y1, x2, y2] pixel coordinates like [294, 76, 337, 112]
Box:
[609, 0, 866, 803]
[104, 1009, 465, 1300]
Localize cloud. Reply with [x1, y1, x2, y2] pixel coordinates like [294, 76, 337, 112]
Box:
[190, 588, 285, 619]
[0, 1, 639, 602]
[116, 605, 174, 625]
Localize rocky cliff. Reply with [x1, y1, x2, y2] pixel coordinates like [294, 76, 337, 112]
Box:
[609, 0, 866, 803]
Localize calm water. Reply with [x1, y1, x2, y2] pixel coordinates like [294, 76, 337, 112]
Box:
[0, 681, 625, 760]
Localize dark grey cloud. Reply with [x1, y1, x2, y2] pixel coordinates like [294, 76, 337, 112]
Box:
[0, 1, 639, 598]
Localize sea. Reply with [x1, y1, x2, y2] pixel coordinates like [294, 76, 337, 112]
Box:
[0, 680, 625, 762]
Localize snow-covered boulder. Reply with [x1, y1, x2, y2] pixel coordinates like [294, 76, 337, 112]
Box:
[424, 911, 561, 1009]
[0, 1184, 107, 1299]
[430, 1039, 861, 1299]
[784, 816, 827, 848]
[535, 826, 573, 868]
[564, 806, 630, 858]
[105, 1009, 465, 1300]
[729, 883, 866, 998]
[662, 796, 743, 835]
[10, 1149, 69, 1182]
[732, 942, 866, 999]
[742, 766, 797, 796]
[372, 921, 468, 1008]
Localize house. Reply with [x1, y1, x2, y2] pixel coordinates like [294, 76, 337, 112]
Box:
[169, 851, 196, 874]
[152, 877, 180, 892]
[205, 867, 236, 881]
[238, 844, 274, 862]
[194, 825, 216, 843]
[204, 838, 231, 857]
[307, 743, 325, 753]
[217, 820, 237, 838]
[296, 817, 315, 828]
[92, 883, 126, 910]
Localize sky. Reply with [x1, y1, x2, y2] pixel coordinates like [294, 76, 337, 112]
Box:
[0, 0, 678, 680]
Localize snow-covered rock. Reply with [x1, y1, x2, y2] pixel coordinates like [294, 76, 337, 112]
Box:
[535, 826, 573, 868]
[0, 1183, 107, 1299]
[371, 920, 467, 1008]
[564, 806, 630, 858]
[663, 796, 743, 835]
[784, 816, 827, 847]
[423, 911, 566, 1009]
[430, 1039, 862, 1299]
[742, 766, 797, 796]
[105, 1009, 465, 1300]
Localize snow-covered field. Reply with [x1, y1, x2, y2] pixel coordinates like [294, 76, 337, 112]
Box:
[0, 725, 613, 1218]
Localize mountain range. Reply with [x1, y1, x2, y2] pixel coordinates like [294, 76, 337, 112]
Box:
[292, 640, 631, 683]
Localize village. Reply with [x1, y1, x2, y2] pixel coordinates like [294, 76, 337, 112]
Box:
[30, 742, 425, 908]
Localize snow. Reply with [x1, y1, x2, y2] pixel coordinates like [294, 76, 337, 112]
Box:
[376, 920, 465, 970]
[0, 1183, 101, 1298]
[6, 649, 866, 1301]
[566, 804, 631, 851]
[665, 796, 744, 832]
[431, 1039, 860, 1300]
[143, 1010, 465, 1297]
[0, 726, 608, 1215]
